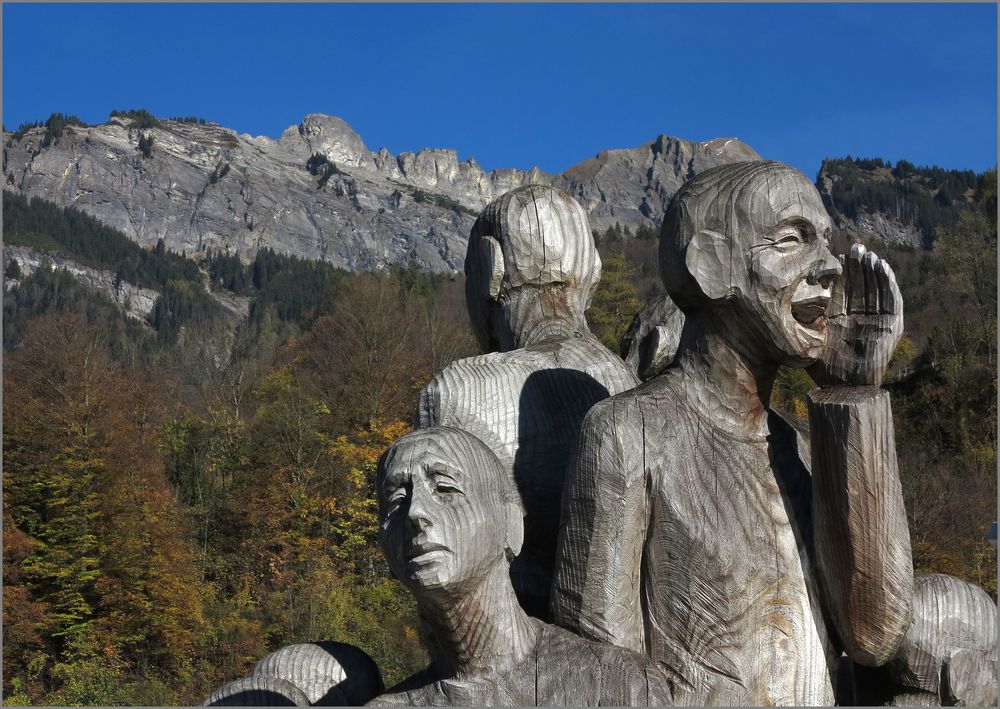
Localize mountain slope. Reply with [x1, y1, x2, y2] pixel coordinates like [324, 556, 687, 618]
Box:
[3, 112, 759, 272]
[816, 157, 980, 249]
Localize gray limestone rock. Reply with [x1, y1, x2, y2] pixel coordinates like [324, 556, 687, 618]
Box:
[3, 244, 161, 320]
[814, 164, 924, 248]
[555, 135, 762, 234]
[4, 114, 761, 273]
[2, 244, 249, 325]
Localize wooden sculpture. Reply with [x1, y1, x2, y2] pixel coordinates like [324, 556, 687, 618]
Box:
[203, 641, 384, 706]
[204, 676, 311, 706]
[550, 161, 915, 706]
[368, 427, 676, 707]
[417, 184, 638, 617]
[853, 573, 998, 706]
[619, 291, 685, 381]
[202, 161, 996, 709]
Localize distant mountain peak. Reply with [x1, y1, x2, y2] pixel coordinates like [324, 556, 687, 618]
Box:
[3, 111, 762, 272]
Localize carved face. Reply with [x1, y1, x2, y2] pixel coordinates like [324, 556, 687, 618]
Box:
[378, 430, 511, 596]
[732, 173, 842, 364]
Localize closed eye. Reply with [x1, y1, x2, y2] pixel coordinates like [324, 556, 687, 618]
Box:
[386, 488, 408, 512]
[428, 467, 463, 495]
[769, 228, 803, 251]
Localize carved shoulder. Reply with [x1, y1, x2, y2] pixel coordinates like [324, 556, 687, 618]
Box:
[551, 391, 652, 649]
[572, 392, 649, 489]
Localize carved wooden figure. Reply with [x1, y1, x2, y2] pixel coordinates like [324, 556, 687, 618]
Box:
[550, 161, 915, 705]
[853, 573, 998, 706]
[619, 291, 685, 381]
[417, 184, 638, 617]
[204, 641, 384, 706]
[205, 676, 311, 707]
[368, 427, 676, 707]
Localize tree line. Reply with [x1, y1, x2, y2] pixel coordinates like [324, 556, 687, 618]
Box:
[820, 156, 984, 248]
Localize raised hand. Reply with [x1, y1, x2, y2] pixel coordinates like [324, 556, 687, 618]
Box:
[808, 243, 903, 388]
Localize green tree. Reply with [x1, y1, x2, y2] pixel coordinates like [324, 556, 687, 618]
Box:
[889, 169, 997, 596]
[138, 133, 154, 158]
[586, 251, 642, 352]
[4, 312, 212, 702]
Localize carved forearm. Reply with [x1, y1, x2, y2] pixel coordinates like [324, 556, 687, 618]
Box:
[808, 386, 913, 666]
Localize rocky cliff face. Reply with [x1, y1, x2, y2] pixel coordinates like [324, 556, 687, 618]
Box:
[2, 244, 251, 324]
[3, 244, 161, 320]
[814, 163, 923, 248]
[813, 158, 979, 250]
[3, 114, 760, 272]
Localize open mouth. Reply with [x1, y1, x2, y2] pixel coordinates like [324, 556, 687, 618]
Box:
[790, 295, 829, 329]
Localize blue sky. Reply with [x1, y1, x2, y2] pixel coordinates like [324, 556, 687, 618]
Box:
[3, 3, 996, 180]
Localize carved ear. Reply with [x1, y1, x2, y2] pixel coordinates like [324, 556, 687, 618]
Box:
[504, 502, 524, 559]
[686, 229, 735, 302]
[481, 235, 505, 300]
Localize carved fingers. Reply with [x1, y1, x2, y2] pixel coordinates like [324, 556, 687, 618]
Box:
[811, 244, 904, 388]
[845, 243, 903, 327]
[828, 254, 848, 319]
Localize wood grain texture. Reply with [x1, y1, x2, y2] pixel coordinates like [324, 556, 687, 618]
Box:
[854, 572, 997, 706]
[808, 386, 913, 666]
[204, 641, 383, 706]
[368, 620, 678, 707]
[464, 185, 602, 353]
[419, 184, 638, 617]
[551, 161, 914, 705]
[204, 675, 311, 706]
[371, 427, 675, 707]
[551, 376, 839, 705]
[252, 642, 385, 706]
[619, 292, 685, 381]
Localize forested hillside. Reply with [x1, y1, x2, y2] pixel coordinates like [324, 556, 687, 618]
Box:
[817, 156, 984, 248]
[3, 217, 474, 703]
[3, 170, 996, 705]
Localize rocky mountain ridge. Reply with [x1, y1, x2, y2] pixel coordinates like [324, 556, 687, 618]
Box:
[3, 113, 760, 272]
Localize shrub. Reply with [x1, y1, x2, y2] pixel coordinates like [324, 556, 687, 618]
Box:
[138, 133, 154, 158]
[109, 109, 161, 130]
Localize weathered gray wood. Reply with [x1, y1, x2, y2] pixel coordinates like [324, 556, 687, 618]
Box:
[619, 292, 685, 381]
[252, 641, 384, 706]
[418, 184, 638, 617]
[854, 572, 998, 706]
[806, 242, 903, 389]
[551, 161, 913, 705]
[204, 675, 311, 706]
[204, 641, 383, 706]
[808, 387, 913, 666]
[370, 427, 675, 706]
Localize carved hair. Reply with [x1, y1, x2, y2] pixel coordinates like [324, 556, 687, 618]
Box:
[659, 160, 814, 310]
[465, 185, 602, 347]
